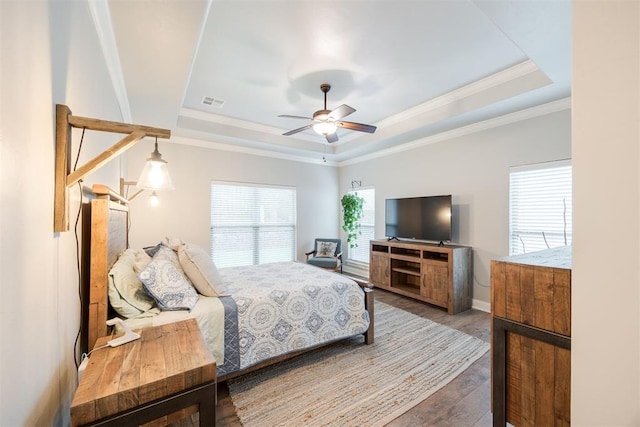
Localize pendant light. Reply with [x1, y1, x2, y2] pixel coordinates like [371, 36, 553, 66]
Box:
[136, 137, 174, 191]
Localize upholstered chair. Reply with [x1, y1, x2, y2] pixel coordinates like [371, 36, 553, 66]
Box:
[305, 238, 343, 273]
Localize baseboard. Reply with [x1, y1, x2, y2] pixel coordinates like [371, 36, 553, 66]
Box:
[472, 299, 491, 313]
[342, 263, 370, 279]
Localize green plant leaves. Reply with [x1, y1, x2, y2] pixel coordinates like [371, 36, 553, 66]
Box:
[341, 193, 364, 248]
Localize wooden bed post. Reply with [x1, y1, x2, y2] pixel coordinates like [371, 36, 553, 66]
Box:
[363, 287, 375, 344]
[83, 185, 130, 353]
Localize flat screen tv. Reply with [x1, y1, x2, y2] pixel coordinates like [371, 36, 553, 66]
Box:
[385, 195, 452, 243]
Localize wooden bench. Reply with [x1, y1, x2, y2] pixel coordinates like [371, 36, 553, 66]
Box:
[71, 319, 216, 426]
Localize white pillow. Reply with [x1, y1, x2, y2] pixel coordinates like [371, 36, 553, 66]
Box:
[162, 236, 186, 251]
[133, 249, 151, 273]
[138, 258, 198, 311]
[178, 243, 229, 297]
[108, 249, 156, 318]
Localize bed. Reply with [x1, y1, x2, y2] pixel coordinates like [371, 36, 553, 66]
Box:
[81, 185, 374, 381]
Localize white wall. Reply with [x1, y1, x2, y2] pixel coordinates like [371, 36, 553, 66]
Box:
[572, 1, 640, 424]
[125, 141, 339, 262]
[2, 1, 638, 425]
[1, 2, 123, 425]
[339, 109, 571, 306]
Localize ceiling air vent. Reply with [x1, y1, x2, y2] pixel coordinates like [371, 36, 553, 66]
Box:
[201, 96, 225, 108]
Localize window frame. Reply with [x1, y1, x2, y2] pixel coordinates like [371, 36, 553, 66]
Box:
[210, 181, 297, 268]
[509, 159, 572, 256]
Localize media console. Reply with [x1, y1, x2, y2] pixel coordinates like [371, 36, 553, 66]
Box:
[369, 239, 472, 314]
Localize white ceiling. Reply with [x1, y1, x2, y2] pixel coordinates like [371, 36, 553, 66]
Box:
[98, 0, 571, 164]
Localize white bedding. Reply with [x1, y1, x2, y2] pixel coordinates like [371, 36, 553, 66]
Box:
[122, 296, 226, 366]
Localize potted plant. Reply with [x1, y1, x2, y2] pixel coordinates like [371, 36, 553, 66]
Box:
[341, 193, 364, 248]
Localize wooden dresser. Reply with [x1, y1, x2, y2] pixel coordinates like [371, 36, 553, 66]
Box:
[369, 239, 472, 314]
[491, 246, 571, 426]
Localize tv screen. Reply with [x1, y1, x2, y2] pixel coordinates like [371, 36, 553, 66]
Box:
[385, 195, 452, 242]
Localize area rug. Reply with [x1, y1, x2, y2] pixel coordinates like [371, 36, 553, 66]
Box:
[227, 301, 490, 427]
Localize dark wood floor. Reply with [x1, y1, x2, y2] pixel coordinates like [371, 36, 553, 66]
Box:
[211, 289, 492, 426]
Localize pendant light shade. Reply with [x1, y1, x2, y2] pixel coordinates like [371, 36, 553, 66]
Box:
[136, 139, 174, 191]
[148, 190, 160, 207]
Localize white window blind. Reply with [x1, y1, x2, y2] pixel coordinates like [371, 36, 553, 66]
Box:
[210, 182, 297, 268]
[347, 188, 375, 264]
[509, 161, 572, 255]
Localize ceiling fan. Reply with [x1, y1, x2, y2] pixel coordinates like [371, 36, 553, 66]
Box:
[278, 83, 377, 143]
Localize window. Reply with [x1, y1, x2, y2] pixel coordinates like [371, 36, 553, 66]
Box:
[347, 188, 375, 264]
[509, 160, 572, 255]
[210, 182, 297, 268]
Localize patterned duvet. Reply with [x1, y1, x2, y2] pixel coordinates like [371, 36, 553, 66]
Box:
[123, 261, 371, 376]
[217, 262, 370, 375]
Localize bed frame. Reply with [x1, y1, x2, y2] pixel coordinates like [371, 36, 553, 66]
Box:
[81, 184, 375, 379]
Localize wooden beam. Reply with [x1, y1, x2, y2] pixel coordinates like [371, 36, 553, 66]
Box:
[92, 183, 131, 205]
[53, 104, 171, 232]
[119, 178, 145, 201]
[66, 131, 145, 187]
[68, 115, 170, 139]
[54, 104, 72, 232]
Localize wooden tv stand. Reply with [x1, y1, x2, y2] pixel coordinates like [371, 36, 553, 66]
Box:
[369, 239, 472, 314]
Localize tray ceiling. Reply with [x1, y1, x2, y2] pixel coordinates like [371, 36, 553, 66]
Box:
[98, 0, 570, 164]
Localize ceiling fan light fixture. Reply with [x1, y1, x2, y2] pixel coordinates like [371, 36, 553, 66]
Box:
[313, 121, 337, 135]
[280, 83, 375, 141]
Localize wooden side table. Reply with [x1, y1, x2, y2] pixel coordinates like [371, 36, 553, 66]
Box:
[71, 318, 216, 426]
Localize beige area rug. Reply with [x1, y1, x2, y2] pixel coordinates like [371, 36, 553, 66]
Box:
[227, 301, 490, 427]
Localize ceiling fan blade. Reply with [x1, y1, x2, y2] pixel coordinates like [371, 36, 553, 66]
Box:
[278, 114, 313, 120]
[325, 132, 339, 143]
[337, 121, 377, 133]
[283, 124, 313, 136]
[328, 104, 356, 120]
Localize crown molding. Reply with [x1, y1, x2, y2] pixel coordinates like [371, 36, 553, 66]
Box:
[172, 97, 569, 167]
[88, 0, 132, 123]
[372, 60, 540, 130]
[339, 97, 571, 167]
[171, 134, 338, 167]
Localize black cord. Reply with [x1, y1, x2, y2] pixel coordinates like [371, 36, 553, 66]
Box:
[73, 180, 83, 372]
[73, 127, 86, 171]
[72, 128, 86, 377]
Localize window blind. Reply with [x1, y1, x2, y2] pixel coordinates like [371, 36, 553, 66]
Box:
[347, 188, 375, 264]
[210, 182, 297, 268]
[509, 161, 572, 255]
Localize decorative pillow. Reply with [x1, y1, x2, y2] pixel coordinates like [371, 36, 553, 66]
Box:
[178, 243, 229, 297]
[108, 249, 156, 318]
[133, 249, 151, 273]
[143, 243, 163, 257]
[138, 258, 199, 311]
[162, 236, 186, 251]
[153, 244, 182, 269]
[316, 241, 338, 258]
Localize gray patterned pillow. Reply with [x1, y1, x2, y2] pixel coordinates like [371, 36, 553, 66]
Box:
[138, 258, 198, 311]
[316, 241, 337, 258]
[153, 244, 182, 268]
